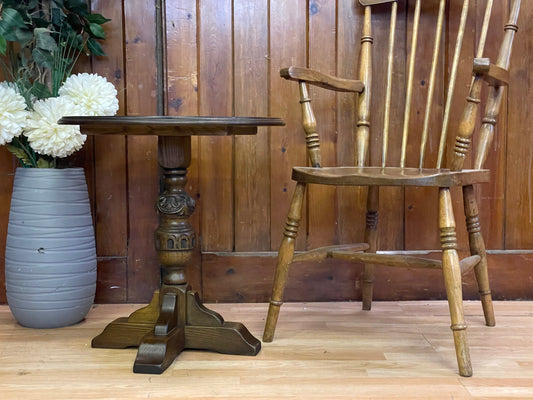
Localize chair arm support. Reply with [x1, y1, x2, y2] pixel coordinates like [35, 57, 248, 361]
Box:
[280, 67, 364, 93]
[473, 58, 509, 86]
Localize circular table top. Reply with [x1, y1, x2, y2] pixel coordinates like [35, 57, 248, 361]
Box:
[59, 116, 285, 136]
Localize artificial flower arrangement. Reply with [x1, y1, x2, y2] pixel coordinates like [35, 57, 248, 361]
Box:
[0, 0, 118, 168]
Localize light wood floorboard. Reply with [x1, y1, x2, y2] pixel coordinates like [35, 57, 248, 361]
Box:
[0, 301, 532, 399]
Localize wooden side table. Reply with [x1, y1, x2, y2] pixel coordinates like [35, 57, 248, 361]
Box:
[60, 116, 285, 374]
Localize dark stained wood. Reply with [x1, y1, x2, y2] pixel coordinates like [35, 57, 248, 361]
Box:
[505, 0, 532, 249]
[123, 0, 160, 303]
[307, 0, 339, 250]
[165, 0, 202, 291]
[269, 0, 308, 252]
[201, 251, 533, 303]
[0, 148, 15, 304]
[1, 1, 532, 308]
[198, 0, 234, 252]
[234, 0, 271, 252]
[90, 1, 128, 304]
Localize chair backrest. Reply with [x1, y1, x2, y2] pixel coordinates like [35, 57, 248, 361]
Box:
[284, 0, 520, 171]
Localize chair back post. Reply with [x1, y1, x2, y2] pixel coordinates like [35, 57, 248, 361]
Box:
[451, 0, 494, 171]
[356, 5, 373, 167]
[474, 0, 520, 170]
[298, 81, 321, 168]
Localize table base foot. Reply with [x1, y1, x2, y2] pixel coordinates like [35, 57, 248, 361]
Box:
[91, 286, 261, 374]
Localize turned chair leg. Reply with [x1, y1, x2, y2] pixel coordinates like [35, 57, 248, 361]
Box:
[263, 182, 306, 342]
[439, 187, 472, 377]
[362, 186, 379, 310]
[463, 185, 495, 327]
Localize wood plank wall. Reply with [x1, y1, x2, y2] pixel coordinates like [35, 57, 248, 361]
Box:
[0, 0, 531, 305]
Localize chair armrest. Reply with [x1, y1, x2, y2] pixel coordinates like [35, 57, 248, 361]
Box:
[359, 0, 398, 5]
[473, 58, 509, 86]
[280, 67, 364, 93]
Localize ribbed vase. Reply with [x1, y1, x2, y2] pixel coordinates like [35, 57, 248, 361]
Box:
[5, 168, 96, 328]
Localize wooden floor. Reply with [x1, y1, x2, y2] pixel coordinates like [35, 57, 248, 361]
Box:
[0, 301, 532, 399]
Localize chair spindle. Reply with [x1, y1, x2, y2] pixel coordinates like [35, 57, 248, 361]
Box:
[436, 0, 470, 169]
[357, 6, 373, 167]
[299, 82, 321, 167]
[381, 1, 397, 168]
[400, 0, 421, 168]
[419, 0, 446, 169]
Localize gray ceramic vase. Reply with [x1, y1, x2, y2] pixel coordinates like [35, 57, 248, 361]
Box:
[5, 167, 96, 328]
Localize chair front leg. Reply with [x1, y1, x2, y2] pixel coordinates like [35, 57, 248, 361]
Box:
[439, 187, 472, 377]
[263, 182, 306, 342]
[362, 185, 379, 310]
[463, 184, 495, 326]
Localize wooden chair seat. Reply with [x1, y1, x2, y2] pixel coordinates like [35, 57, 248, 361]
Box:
[292, 166, 490, 187]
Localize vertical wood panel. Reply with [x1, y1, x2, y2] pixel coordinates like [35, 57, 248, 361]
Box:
[165, 0, 202, 290]
[1, 2, 532, 305]
[233, 0, 270, 252]
[0, 149, 15, 304]
[269, 0, 308, 251]
[198, 0, 234, 252]
[124, 0, 160, 302]
[505, 0, 533, 248]
[336, 0, 366, 245]
[445, 0, 477, 252]
[370, 2, 406, 251]
[404, 1, 445, 250]
[307, 0, 338, 249]
[475, 0, 508, 250]
[91, 0, 128, 303]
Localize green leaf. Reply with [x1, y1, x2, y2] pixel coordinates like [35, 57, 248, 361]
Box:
[85, 14, 111, 25]
[14, 28, 33, 47]
[34, 28, 58, 51]
[30, 82, 53, 99]
[88, 22, 105, 39]
[0, 8, 28, 41]
[86, 37, 106, 56]
[6, 144, 32, 167]
[37, 158, 54, 168]
[65, 0, 89, 16]
[0, 35, 6, 55]
[1, 8, 27, 30]
[32, 48, 54, 69]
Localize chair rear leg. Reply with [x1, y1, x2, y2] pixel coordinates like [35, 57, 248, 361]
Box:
[463, 185, 495, 326]
[362, 186, 379, 310]
[439, 187, 472, 377]
[263, 182, 306, 342]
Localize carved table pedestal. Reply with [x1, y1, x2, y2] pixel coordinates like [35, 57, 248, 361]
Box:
[60, 116, 284, 374]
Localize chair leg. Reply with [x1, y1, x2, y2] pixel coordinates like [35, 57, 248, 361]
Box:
[463, 185, 495, 327]
[263, 182, 306, 343]
[439, 187, 472, 377]
[362, 186, 379, 310]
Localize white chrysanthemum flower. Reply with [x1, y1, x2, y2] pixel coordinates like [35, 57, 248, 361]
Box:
[24, 97, 86, 158]
[59, 73, 119, 116]
[0, 83, 29, 145]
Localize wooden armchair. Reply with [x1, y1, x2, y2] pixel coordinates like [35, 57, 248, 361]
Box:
[263, 0, 521, 377]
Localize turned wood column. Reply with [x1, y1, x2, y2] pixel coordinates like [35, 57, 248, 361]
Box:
[156, 136, 195, 287]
